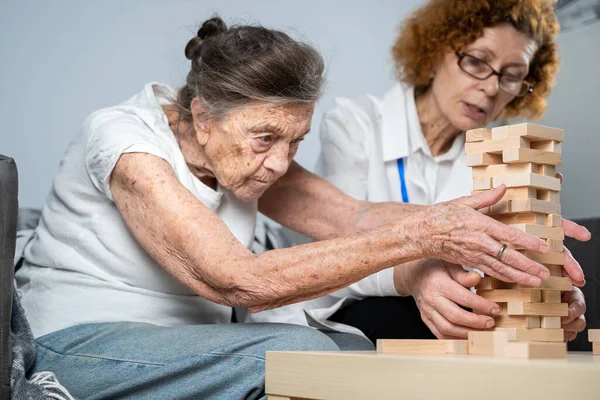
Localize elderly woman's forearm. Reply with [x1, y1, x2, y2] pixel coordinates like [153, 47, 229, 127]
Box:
[352, 201, 426, 233]
[206, 222, 425, 311]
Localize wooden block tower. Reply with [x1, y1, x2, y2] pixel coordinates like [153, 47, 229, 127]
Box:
[376, 123, 572, 360]
[465, 122, 570, 357]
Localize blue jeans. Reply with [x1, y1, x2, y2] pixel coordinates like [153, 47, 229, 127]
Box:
[33, 322, 373, 399]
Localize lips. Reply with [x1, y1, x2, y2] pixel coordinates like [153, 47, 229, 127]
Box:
[462, 101, 488, 119]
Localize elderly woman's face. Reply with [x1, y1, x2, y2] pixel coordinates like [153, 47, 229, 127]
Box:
[431, 23, 537, 130]
[197, 102, 314, 201]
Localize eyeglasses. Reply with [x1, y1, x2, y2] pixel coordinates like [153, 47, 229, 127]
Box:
[455, 52, 533, 97]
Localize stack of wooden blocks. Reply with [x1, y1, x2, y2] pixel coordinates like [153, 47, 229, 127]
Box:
[465, 122, 570, 358]
[378, 123, 573, 359]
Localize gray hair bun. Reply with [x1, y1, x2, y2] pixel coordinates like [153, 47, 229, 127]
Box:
[185, 17, 228, 60]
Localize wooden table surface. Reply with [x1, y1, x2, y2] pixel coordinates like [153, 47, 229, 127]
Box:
[266, 350, 600, 399]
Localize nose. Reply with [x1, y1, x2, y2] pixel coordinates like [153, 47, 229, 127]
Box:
[263, 144, 290, 177]
[480, 74, 500, 97]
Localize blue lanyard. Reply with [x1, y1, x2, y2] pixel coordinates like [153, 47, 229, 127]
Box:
[397, 158, 409, 203]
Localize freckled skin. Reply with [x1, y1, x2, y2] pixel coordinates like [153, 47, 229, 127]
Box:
[176, 101, 314, 202]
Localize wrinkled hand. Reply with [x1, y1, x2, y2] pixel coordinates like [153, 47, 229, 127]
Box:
[413, 185, 550, 287]
[562, 286, 586, 342]
[408, 259, 500, 339]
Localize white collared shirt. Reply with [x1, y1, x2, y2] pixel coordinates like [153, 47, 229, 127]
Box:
[318, 83, 471, 207]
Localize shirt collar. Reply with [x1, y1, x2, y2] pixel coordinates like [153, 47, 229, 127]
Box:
[380, 83, 411, 162]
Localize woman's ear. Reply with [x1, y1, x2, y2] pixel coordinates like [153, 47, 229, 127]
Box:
[191, 97, 210, 146]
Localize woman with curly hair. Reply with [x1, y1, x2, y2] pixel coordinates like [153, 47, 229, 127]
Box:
[314, 0, 589, 342]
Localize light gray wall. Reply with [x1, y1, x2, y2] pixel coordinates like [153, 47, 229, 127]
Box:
[539, 21, 600, 219]
[0, 0, 420, 208]
[2, 2, 599, 219]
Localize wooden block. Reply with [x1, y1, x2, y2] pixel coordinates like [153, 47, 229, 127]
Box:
[547, 214, 562, 227]
[473, 177, 492, 190]
[531, 140, 562, 154]
[468, 331, 508, 356]
[510, 224, 564, 240]
[495, 314, 541, 329]
[478, 289, 541, 303]
[503, 148, 562, 166]
[588, 329, 600, 342]
[547, 239, 564, 252]
[539, 164, 556, 177]
[492, 173, 561, 191]
[465, 137, 529, 155]
[500, 187, 537, 201]
[508, 123, 564, 142]
[495, 327, 564, 342]
[546, 264, 563, 276]
[507, 302, 568, 317]
[594, 342, 600, 355]
[538, 190, 560, 203]
[510, 198, 561, 215]
[504, 341, 566, 359]
[517, 250, 565, 265]
[475, 277, 503, 290]
[542, 316, 562, 329]
[518, 276, 572, 291]
[466, 128, 492, 143]
[494, 212, 547, 226]
[494, 304, 541, 328]
[376, 339, 468, 355]
[471, 163, 536, 179]
[490, 200, 512, 214]
[466, 152, 504, 167]
[542, 290, 562, 303]
[491, 125, 510, 140]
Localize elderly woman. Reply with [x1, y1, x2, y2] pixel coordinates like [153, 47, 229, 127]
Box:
[16, 16, 580, 399]
[315, 0, 590, 342]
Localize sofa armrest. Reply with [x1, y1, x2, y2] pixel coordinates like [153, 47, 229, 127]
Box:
[0, 155, 18, 398]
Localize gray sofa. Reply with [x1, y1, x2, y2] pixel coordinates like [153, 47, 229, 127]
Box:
[0, 155, 18, 399]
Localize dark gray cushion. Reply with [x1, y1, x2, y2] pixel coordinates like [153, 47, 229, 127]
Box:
[0, 155, 18, 399]
[565, 216, 600, 351]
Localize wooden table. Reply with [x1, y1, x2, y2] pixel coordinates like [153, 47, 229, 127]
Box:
[266, 351, 600, 399]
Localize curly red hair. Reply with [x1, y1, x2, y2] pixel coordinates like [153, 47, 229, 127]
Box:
[392, 0, 559, 120]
